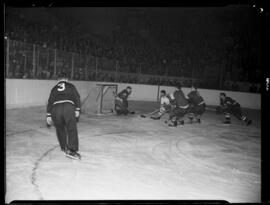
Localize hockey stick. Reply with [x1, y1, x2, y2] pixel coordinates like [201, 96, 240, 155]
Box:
[140, 109, 160, 118]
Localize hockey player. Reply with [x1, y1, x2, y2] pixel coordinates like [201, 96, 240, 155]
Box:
[186, 85, 206, 123]
[219, 93, 252, 125]
[115, 86, 134, 115]
[46, 72, 81, 160]
[151, 90, 171, 120]
[168, 83, 189, 127]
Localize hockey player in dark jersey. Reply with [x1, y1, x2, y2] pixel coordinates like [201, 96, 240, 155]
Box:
[219, 93, 252, 125]
[46, 72, 81, 160]
[186, 85, 206, 123]
[151, 90, 171, 120]
[167, 83, 189, 127]
[115, 86, 134, 115]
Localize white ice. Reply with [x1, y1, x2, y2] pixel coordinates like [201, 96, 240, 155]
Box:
[5, 102, 261, 203]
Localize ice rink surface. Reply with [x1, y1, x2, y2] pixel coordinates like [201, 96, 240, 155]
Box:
[5, 101, 261, 203]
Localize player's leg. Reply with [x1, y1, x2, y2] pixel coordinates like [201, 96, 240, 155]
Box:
[194, 103, 206, 123]
[232, 104, 252, 125]
[123, 100, 135, 114]
[169, 107, 186, 127]
[168, 107, 176, 121]
[186, 104, 195, 123]
[221, 105, 232, 124]
[115, 99, 130, 115]
[51, 104, 67, 152]
[63, 103, 80, 159]
[151, 105, 169, 120]
[115, 99, 125, 115]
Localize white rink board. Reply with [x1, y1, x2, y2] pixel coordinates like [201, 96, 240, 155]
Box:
[6, 79, 260, 110]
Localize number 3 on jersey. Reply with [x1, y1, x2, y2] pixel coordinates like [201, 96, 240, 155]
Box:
[57, 83, 66, 91]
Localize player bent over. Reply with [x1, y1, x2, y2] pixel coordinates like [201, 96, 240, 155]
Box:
[186, 85, 206, 123]
[219, 93, 252, 126]
[168, 83, 189, 127]
[115, 86, 134, 115]
[151, 90, 171, 120]
[46, 72, 81, 160]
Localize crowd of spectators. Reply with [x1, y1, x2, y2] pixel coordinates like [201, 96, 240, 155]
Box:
[5, 8, 261, 93]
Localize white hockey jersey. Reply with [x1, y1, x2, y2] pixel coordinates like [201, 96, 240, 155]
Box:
[160, 96, 170, 106]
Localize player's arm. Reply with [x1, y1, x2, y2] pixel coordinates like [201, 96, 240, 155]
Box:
[186, 92, 193, 104]
[46, 87, 56, 127]
[225, 97, 236, 106]
[46, 87, 56, 117]
[116, 90, 125, 101]
[72, 85, 81, 112]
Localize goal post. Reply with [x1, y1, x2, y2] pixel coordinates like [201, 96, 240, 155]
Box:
[81, 84, 118, 115]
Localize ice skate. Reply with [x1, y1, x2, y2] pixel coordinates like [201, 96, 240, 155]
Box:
[168, 121, 178, 127]
[195, 118, 201, 124]
[66, 150, 81, 160]
[246, 119, 252, 126]
[223, 120, 231, 125]
[151, 115, 161, 120]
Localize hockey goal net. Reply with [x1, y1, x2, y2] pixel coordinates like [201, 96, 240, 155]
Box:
[81, 84, 118, 115]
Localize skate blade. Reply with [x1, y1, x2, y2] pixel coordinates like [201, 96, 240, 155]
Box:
[66, 154, 81, 160]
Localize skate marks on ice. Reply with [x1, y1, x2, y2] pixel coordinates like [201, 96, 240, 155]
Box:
[131, 111, 261, 201]
[31, 145, 59, 200]
[6, 106, 261, 202]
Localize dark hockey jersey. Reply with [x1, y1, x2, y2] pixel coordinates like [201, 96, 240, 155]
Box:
[173, 90, 189, 108]
[47, 81, 81, 115]
[117, 89, 130, 101]
[187, 90, 205, 105]
[220, 96, 238, 107]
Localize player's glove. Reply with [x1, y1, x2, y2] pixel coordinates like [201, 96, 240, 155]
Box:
[46, 116, 53, 128]
[75, 110, 80, 122]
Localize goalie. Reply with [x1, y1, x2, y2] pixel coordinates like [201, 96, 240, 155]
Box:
[151, 90, 172, 120]
[115, 86, 135, 115]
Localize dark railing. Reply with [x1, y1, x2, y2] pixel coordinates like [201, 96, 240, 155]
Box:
[5, 39, 261, 93]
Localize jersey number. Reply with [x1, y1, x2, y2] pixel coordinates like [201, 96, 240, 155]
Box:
[57, 83, 66, 92]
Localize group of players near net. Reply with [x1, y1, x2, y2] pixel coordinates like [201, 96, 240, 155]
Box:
[46, 72, 252, 160]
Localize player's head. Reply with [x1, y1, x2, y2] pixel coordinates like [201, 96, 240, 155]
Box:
[191, 82, 198, 91]
[191, 85, 197, 91]
[126, 86, 132, 94]
[220, 92, 226, 100]
[176, 83, 182, 90]
[160, 90, 166, 97]
[57, 72, 68, 82]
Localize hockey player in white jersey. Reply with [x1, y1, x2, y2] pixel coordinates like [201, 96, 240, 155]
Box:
[151, 90, 172, 120]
